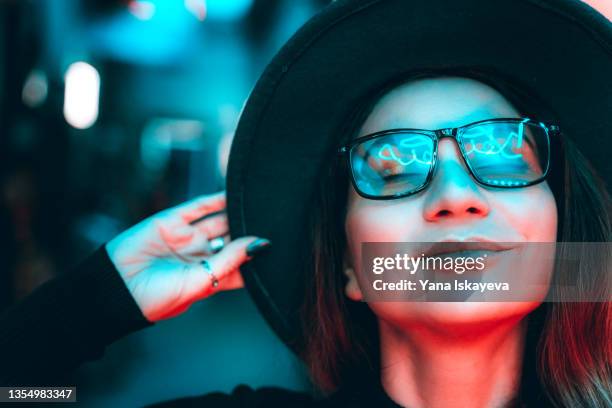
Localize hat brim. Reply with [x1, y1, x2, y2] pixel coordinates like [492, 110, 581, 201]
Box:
[227, 0, 612, 353]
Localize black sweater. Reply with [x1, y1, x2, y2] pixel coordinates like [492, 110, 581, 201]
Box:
[0, 247, 403, 407]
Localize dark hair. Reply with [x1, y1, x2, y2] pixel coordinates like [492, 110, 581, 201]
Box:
[300, 69, 612, 407]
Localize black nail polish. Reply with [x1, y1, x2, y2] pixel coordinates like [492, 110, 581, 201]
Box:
[246, 238, 271, 257]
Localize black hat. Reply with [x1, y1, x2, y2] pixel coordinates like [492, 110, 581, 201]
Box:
[226, 0, 612, 352]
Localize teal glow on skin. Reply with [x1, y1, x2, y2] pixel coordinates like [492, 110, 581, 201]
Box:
[342, 77, 558, 408]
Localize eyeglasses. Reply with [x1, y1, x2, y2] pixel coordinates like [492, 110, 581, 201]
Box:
[338, 118, 558, 200]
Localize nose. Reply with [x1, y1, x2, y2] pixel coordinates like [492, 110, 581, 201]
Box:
[422, 138, 490, 221]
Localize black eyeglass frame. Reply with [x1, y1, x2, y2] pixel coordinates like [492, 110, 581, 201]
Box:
[338, 117, 559, 200]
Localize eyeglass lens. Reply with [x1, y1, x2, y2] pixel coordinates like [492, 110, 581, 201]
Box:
[349, 121, 549, 198]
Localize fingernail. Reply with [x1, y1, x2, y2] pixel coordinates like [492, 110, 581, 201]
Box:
[246, 238, 271, 257]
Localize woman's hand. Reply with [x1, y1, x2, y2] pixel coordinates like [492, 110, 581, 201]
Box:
[105, 191, 270, 322]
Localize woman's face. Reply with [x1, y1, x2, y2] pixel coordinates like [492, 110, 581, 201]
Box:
[344, 77, 558, 331]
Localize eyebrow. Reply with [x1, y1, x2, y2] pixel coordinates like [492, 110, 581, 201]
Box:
[357, 118, 537, 139]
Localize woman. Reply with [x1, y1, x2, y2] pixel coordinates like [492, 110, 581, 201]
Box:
[299, 73, 611, 407]
[1, 0, 611, 407]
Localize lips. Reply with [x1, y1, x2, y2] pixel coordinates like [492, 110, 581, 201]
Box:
[419, 240, 517, 258]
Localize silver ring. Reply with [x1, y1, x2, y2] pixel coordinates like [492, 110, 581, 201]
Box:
[208, 236, 225, 254]
[201, 259, 219, 288]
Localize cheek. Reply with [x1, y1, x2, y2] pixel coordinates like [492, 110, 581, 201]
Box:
[344, 187, 424, 272]
[345, 189, 422, 243]
[488, 182, 558, 242]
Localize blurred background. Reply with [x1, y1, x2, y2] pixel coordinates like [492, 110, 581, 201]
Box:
[0, 0, 331, 406]
[0, 0, 609, 406]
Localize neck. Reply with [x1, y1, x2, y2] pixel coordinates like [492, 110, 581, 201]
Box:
[379, 315, 527, 408]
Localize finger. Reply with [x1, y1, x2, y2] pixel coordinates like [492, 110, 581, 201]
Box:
[189, 209, 226, 226]
[215, 267, 245, 291]
[211, 236, 273, 272]
[159, 223, 211, 262]
[186, 236, 271, 298]
[190, 212, 229, 240]
[206, 234, 230, 255]
[169, 191, 227, 225]
[222, 234, 231, 246]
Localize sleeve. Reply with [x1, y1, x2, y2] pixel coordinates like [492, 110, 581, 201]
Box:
[144, 384, 316, 408]
[0, 245, 153, 386]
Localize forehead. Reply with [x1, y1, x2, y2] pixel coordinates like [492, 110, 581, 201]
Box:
[358, 77, 521, 136]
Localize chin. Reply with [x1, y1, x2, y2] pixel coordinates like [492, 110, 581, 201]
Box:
[370, 300, 543, 337]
